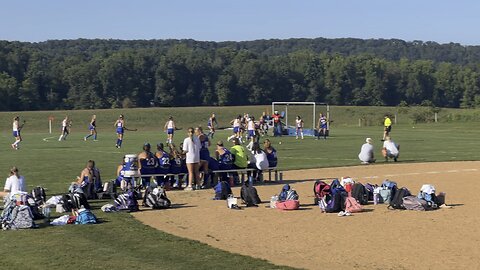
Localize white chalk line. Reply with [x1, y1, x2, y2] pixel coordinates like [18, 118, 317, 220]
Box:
[42, 136, 56, 142]
[357, 168, 478, 180]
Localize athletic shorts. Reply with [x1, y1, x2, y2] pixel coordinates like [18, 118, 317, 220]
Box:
[13, 131, 20, 137]
[248, 130, 255, 138]
[89, 125, 96, 131]
[233, 127, 240, 133]
[385, 126, 392, 133]
[62, 127, 69, 133]
[116, 127, 124, 134]
[167, 128, 174, 135]
[320, 124, 327, 129]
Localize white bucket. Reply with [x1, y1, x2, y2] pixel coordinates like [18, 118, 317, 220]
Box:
[123, 154, 139, 177]
[227, 196, 238, 208]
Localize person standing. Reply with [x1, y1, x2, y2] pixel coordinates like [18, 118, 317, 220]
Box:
[11, 116, 24, 150]
[164, 116, 176, 144]
[316, 113, 328, 140]
[227, 115, 242, 143]
[358, 138, 376, 164]
[114, 114, 125, 148]
[272, 111, 282, 137]
[383, 114, 392, 141]
[84, 115, 97, 141]
[295, 115, 304, 140]
[58, 115, 71, 141]
[182, 127, 201, 191]
[207, 113, 218, 139]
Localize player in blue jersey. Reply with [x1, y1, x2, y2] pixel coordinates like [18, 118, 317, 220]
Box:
[316, 113, 328, 140]
[11, 116, 25, 150]
[207, 113, 218, 139]
[196, 126, 212, 188]
[155, 143, 171, 187]
[84, 115, 97, 141]
[114, 114, 125, 148]
[263, 139, 278, 168]
[138, 143, 158, 188]
[215, 140, 234, 183]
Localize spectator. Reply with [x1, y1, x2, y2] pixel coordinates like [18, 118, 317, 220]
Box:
[230, 138, 249, 185]
[138, 143, 158, 188]
[358, 138, 376, 164]
[1, 166, 26, 197]
[382, 136, 400, 162]
[263, 139, 278, 168]
[215, 140, 234, 182]
[383, 114, 392, 141]
[249, 142, 269, 183]
[182, 127, 201, 191]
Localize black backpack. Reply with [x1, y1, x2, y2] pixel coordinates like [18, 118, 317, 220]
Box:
[240, 183, 261, 207]
[31, 186, 47, 206]
[389, 187, 411, 209]
[351, 183, 369, 205]
[62, 193, 90, 212]
[142, 187, 171, 209]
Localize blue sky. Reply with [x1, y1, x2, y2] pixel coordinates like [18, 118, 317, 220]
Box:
[0, 0, 479, 45]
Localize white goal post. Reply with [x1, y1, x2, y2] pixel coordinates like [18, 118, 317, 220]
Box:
[271, 101, 330, 130]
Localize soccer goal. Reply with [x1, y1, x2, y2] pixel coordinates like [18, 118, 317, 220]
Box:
[271, 101, 330, 137]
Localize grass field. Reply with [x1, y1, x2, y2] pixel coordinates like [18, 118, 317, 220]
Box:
[1, 105, 480, 269]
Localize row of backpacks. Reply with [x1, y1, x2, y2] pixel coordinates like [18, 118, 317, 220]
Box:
[313, 178, 445, 213]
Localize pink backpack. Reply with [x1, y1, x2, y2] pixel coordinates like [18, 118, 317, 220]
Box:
[276, 200, 300, 210]
[345, 197, 362, 213]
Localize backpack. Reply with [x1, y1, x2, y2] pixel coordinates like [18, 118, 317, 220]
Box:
[114, 189, 139, 212]
[31, 186, 47, 206]
[214, 181, 232, 200]
[351, 183, 368, 205]
[275, 200, 300, 210]
[403, 196, 429, 211]
[285, 189, 299, 201]
[313, 180, 331, 204]
[330, 179, 342, 190]
[418, 184, 438, 208]
[62, 193, 90, 212]
[364, 183, 376, 201]
[75, 209, 97, 224]
[2, 204, 36, 230]
[278, 184, 292, 201]
[381, 180, 397, 189]
[240, 183, 261, 207]
[345, 197, 362, 213]
[325, 187, 347, 213]
[143, 187, 171, 209]
[380, 180, 398, 204]
[389, 187, 411, 209]
[101, 180, 117, 199]
[26, 197, 44, 220]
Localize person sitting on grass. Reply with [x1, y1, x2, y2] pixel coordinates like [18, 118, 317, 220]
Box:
[382, 136, 400, 162]
[358, 138, 376, 164]
[0, 166, 26, 198]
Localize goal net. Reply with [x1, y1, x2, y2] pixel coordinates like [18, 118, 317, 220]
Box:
[271, 102, 330, 137]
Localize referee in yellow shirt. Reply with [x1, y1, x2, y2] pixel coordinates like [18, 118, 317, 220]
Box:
[383, 115, 392, 141]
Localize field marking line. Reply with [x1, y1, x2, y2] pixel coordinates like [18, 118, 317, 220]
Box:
[357, 167, 480, 180]
[42, 136, 56, 142]
[32, 148, 122, 154]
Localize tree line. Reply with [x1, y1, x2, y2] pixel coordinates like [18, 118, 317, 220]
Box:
[1, 38, 480, 111]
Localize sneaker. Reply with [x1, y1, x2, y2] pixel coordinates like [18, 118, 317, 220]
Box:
[439, 204, 453, 209]
[83, 137, 87, 141]
[93, 139, 98, 141]
[11, 144, 15, 149]
[344, 211, 352, 216]
[337, 211, 346, 217]
[394, 157, 398, 162]
[184, 186, 193, 191]
[172, 183, 179, 188]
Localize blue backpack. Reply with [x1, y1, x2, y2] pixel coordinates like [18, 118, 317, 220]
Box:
[278, 184, 291, 201]
[326, 186, 347, 213]
[75, 209, 97, 224]
[214, 181, 232, 200]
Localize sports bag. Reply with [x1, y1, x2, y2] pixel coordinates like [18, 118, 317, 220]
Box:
[75, 209, 97, 224]
[31, 186, 47, 206]
[389, 187, 411, 209]
[313, 180, 330, 204]
[143, 187, 171, 209]
[364, 183, 376, 201]
[278, 184, 291, 201]
[345, 197, 362, 213]
[275, 200, 300, 210]
[115, 189, 139, 212]
[214, 181, 232, 200]
[403, 196, 429, 211]
[351, 183, 368, 205]
[2, 205, 36, 230]
[379, 189, 392, 204]
[240, 183, 261, 207]
[62, 193, 90, 212]
[326, 187, 347, 213]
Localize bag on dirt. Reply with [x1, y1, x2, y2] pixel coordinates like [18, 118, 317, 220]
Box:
[278, 184, 291, 201]
[326, 187, 347, 213]
[2, 204, 36, 230]
[214, 180, 232, 200]
[75, 209, 97, 224]
[313, 180, 331, 205]
[31, 186, 47, 206]
[379, 189, 392, 204]
[418, 184, 438, 208]
[143, 187, 171, 209]
[345, 196, 362, 213]
[240, 183, 261, 207]
[403, 196, 429, 211]
[364, 183, 376, 201]
[330, 179, 342, 190]
[276, 200, 300, 210]
[389, 187, 411, 210]
[351, 182, 368, 205]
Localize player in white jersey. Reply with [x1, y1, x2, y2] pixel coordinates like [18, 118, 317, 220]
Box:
[58, 115, 71, 141]
[227, 115, 242, 143]
[295, 116, 304, 140]
[11, 116, 24, 150]
[164, 116, 176, 144]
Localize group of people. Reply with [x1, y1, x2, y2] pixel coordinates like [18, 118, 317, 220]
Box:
[114, 127, 278, 191]
[358, 115, 399, 164]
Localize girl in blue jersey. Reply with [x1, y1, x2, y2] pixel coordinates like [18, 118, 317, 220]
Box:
[227, 115, 242, 142]
[11, 116, 24, 150]
[196, 126, 211, 188]
[138, 143, 158, 188]
[215, 140, 234, 183]
[114, 115, 125, 148]
[84, 115, 97, 141]
[155, 143, 171, 187]
[316, 113, 328, 140]
[207, 113, 217, 139]
[263, 139, 278, 168]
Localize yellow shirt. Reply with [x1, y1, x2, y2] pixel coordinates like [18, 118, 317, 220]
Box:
[384, 117, 392, 127]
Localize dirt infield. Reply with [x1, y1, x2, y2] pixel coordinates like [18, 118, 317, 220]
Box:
[133, 161, 480, 270]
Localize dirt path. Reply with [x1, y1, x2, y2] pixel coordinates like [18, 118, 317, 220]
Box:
[133, 161, 480, 270]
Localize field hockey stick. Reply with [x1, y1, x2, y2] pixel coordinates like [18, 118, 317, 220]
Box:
[124, 127, 138, 131]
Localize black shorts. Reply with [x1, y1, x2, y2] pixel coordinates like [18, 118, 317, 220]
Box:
[385, 126, 392, 133]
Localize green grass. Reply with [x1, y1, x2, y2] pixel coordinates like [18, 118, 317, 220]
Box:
[1, 105, 480, 269]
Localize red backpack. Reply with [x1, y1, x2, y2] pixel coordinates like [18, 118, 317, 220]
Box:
[345, 196, 362, 213]
[313, 180, 331, 204]
[276, 200, 300, 210]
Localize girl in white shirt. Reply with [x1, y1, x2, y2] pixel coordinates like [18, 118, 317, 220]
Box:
[182, 127, 201, 191]
[1, 167, 26, 197]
